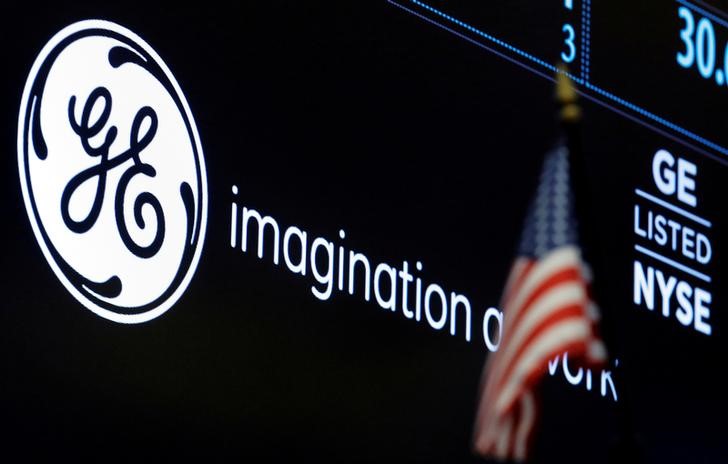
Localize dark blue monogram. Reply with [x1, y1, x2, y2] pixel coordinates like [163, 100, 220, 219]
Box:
[62, 86, 165, 258]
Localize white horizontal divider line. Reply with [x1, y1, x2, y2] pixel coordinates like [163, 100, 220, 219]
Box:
[634, 244, 711, 283]
[634, 189, 712, 228]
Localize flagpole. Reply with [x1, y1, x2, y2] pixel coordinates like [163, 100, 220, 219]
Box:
[555, 66, 643, 464]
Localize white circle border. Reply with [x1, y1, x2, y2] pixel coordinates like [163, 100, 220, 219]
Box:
[17, 19, 208, 324]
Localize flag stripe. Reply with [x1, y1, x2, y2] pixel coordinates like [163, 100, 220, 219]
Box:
[502, 259, 534, 309]
[501, 246, 582, 327]
[513, 390, 536, 461]
[494, 318, 592, 415]
[486, 278, 586, 406]
[495, 414, 513, 460]
[507, 266, 585, 333]
[493, 303, 588, 413]
[481, 253, 584, 410]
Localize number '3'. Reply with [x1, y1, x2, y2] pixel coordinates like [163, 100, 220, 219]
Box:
[562, 24, 576, 63]
[677, 6, 695, 68]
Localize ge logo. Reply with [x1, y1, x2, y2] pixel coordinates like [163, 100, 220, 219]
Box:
[17, 20, 208, 323]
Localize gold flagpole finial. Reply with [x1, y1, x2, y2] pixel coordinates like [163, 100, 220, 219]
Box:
[556, 64, 582, 123]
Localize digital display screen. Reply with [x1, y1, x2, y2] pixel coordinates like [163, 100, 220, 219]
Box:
[1, 2, 726, 462]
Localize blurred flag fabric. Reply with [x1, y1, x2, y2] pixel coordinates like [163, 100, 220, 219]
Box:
[472, 143, 608, 462]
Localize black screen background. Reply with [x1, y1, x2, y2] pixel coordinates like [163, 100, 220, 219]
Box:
[1, 2, 726, 462]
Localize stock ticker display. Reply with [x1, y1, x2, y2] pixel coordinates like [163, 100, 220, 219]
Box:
[0, 1, 726, 463]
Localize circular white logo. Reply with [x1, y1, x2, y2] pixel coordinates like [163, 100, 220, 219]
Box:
[17, 20, 208, 324]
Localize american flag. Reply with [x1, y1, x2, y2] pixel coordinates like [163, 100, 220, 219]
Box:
[472, 144, 607, 462]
